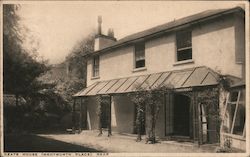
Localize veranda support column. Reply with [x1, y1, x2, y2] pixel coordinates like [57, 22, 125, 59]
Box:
[192, 90, 200, 145]
[72, 98, 76, 133]
[79, 97, 83, 133]
[98, 95, 103, 136]
[108, 95, 112, 137]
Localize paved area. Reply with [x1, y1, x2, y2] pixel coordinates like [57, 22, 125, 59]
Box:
[39, 130, 218, 153]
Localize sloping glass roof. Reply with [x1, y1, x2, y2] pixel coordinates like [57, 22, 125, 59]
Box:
[73, 66, 219, 97]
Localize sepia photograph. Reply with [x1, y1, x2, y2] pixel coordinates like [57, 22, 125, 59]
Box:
[1, 1, 249, 156]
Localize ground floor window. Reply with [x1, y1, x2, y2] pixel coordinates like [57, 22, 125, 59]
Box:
[222, 88, 245, 137]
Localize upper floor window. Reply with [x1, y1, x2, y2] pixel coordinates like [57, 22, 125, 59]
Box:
[134, 42, 145, 68]
[176, 30, 192, 61]
[92, 55, 99, 77]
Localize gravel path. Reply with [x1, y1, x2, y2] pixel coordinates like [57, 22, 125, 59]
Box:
[39, 130, 218, 153]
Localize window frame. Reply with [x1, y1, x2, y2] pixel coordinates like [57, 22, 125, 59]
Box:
[221, 88, 246, 138]
[175, 30, 193, 62]
[92, 55, 100, 78]
[134, 42, 146, 69]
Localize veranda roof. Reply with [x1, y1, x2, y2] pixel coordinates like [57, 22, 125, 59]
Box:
[74, 66, 219, 97]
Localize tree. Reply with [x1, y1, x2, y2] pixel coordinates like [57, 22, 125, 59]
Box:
[65, 32, 95, 79]
[3, 4, 48, 102]
[37, 32, 95, 131]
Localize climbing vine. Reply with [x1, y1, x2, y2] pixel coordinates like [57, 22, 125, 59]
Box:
[96, 95, 111, 136]
[128, 84, 171, 143]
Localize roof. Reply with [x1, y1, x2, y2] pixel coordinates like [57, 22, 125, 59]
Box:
[74, 66, 220, 97]
[230, 80, 245, 88]
[92, 6, 244, 55]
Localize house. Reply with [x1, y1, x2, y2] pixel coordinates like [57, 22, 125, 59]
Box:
[73, 7, 246, 150]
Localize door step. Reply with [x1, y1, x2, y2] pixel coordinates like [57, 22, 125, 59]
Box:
[169, 136, 193, 142]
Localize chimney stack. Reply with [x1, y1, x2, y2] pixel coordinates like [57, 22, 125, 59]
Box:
[94, 16, 116, 51]
[97, 16, 102, 35]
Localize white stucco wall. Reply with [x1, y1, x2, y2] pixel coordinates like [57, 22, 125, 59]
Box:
[86, 95, 135, 134]
[87, 14, 245, 86]
[111, 95, 135, 134]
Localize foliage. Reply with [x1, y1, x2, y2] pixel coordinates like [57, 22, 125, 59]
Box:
[127, 83, 171, 143]
[3, 4, 74, 133]
[196, 87, 221, 142]
[3, 4, 48, 97]
[96, 95, 111, 136]
[66, 33, 95, 79]
[216, 136, 233, 153]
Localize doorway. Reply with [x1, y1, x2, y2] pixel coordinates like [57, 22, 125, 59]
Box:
[173, 94, 191, 137]
[100, 96, 111, 129]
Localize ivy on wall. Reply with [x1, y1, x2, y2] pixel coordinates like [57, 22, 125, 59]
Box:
[127, 84, 171, 143]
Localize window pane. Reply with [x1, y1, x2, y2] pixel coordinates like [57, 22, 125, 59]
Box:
[177, 49, 192, 61]
[240, 89, 245, 101]
[233, 102, 245, 135]
[136, 60, 145, 68]
[177, 31, 192, 49]
[222, 104, 236, 133]
[93, 56, 99, 77]
[135, 42, 145, 68]
[230, 91, 238, 102]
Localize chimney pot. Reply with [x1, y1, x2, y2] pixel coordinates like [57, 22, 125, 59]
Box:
[97, 16, 102, 35]
[108, 28, 114, 38]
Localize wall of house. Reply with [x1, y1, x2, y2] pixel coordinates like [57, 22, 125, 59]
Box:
[192, 15, 242, 78]
[87, 14, 244, 86]
[111, 95, 135, 134]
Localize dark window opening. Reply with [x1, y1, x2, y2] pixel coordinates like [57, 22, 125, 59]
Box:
[135, 43, 145, 68]
[93, 55, 99, 77]
[177, 49, 192, 61]
[176, 31, 192, 61]
[233, 103, 245, 135]
[230, 91, 239, 102]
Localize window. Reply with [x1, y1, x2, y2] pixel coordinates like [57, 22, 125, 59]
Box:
[222, 88, 245, 137]
[134, 42, 145, 68]
[176, 30, 192, 61]
[92, 55, 99, 77]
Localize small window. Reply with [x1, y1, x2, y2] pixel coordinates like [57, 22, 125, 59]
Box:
[176, 30, 192, 61]
[134, 43, 145, 68]
[92, 55, 99, 77]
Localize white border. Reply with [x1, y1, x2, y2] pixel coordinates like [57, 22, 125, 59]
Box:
[0, 1, 249, 157]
